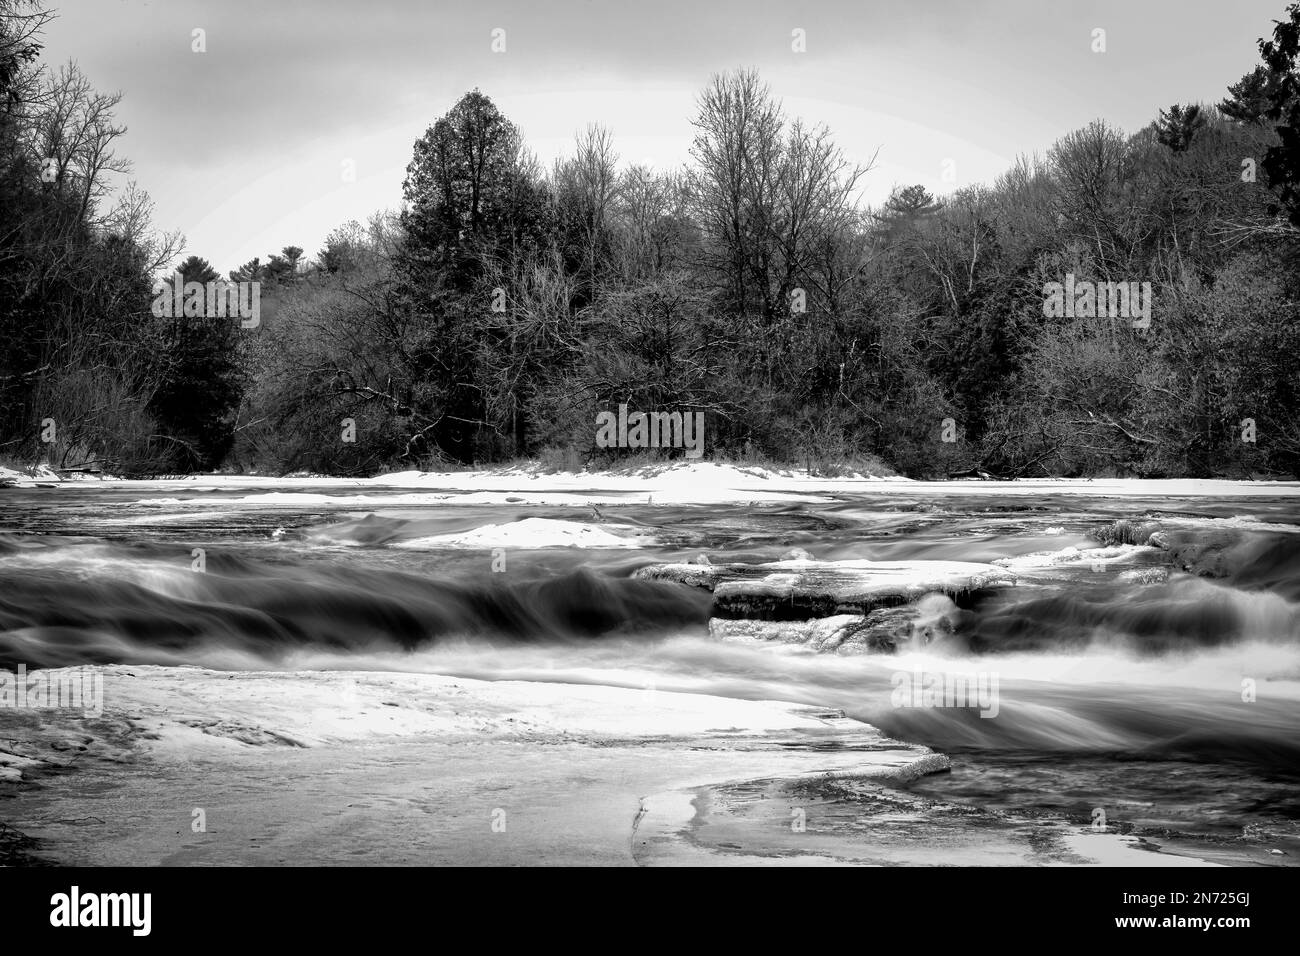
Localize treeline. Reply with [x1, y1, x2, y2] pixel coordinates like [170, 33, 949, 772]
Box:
[3, 1, 1300, 478]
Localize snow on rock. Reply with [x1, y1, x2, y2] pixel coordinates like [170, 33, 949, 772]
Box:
[1093, 515, 1300, 598]
[708, 592, 964, 653]
[1117, 567, 1171, 585]
[709, 614, 870, 651]
[636, 558, 1013, 620]
[993, 543, 1154, 572]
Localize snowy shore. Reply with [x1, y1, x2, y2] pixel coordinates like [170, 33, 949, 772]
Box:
[1, 665, 1242, 866]
[5, 460, 1300, 505]
[2, 665, 946, 866]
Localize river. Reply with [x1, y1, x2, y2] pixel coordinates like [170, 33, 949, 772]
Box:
[1, 479, 1297, 864]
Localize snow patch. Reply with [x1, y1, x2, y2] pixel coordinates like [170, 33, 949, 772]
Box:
[398, 517, 655, 550]
[993, 544, 1154, 570]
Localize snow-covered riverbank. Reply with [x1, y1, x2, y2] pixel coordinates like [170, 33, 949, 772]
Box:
[5, 460, 1300, 505]
[1, 664, 950, 865]
[1, 664, 1240, 866]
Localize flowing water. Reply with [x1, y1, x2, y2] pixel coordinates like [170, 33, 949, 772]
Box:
[2, 484, 1299, 860]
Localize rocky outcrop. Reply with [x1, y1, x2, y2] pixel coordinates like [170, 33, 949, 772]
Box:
[708, 594, 965, 654]
[1092, 517, 1300, 600]
[634, 557, 1013, 624]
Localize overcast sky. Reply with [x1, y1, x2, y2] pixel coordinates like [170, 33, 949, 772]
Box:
[39, 0, 1287, 274]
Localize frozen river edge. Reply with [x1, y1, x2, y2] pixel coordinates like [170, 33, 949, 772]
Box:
[0, 665, 1226, 866]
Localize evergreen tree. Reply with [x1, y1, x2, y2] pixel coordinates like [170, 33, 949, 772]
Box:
[149, 255, 243, 470]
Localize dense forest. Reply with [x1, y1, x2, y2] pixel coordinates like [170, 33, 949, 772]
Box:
[3, 0, 1300, 479]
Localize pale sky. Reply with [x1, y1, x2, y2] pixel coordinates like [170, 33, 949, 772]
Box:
[39, 0, 1287, 273]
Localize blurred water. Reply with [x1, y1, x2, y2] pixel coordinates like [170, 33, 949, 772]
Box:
[1, 484, 1298, 851]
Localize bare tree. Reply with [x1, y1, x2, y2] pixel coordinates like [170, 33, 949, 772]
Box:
[688, 68, 871, 377]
